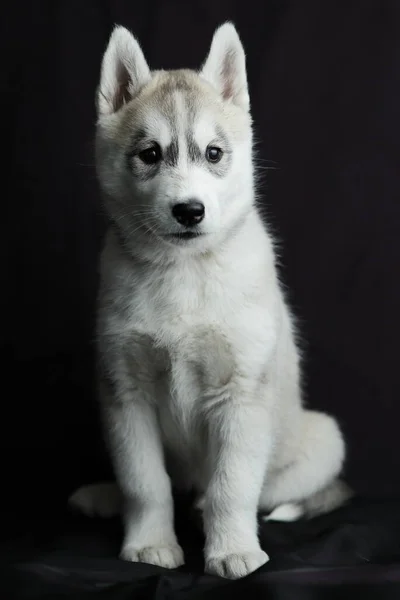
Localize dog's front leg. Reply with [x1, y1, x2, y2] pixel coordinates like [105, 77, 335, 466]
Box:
[102, 383, 184, 569]
[203, 397, 270, 579]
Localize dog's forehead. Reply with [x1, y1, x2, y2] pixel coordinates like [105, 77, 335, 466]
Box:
[137, 70, 219, 141]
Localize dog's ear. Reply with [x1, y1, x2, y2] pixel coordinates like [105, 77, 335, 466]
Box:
[96, 26, 150, 116]
[200, 22, 249, 111]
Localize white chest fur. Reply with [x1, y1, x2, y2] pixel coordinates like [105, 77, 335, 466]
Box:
[99, 217, 281, 476]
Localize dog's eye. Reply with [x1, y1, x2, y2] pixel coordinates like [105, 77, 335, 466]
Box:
[138, 144, 162, 165]
[206, 146, 223, 163]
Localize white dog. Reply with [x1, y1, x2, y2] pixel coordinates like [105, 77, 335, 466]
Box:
[69, 22, 351, 579]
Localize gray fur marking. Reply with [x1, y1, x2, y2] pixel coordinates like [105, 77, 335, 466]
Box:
[164, 138, 179, 167]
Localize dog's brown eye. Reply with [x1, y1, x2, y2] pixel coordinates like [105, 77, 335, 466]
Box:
[139, 144, 162, 165]
[206, 146, 223, 163]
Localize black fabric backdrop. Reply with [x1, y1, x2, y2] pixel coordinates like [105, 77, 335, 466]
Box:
[1, 1, 400, 598]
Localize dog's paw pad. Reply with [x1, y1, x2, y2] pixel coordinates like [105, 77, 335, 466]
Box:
[206, 550, 269, 579]
[120, 544, 185, 569]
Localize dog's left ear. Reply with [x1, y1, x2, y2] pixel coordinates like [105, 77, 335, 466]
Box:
[200, 22, 249, 111]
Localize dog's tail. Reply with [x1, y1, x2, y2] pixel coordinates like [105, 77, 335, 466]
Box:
[262, 478, 353, 523]
[302, 477, 354, 518]
[68, 482, 121, 518]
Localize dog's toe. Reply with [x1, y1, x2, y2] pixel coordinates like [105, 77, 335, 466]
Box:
[205, 550, 269, 579]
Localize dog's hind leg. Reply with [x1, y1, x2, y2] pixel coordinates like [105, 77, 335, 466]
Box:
[259, 410, 352, 521]
[68, 482, 121, 518]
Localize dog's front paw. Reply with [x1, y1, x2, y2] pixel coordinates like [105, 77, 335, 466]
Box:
[121, 544, 185, 569]
[205, 550, 269, 579]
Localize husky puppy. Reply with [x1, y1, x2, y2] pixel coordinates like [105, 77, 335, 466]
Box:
[69, 22, 351, 579]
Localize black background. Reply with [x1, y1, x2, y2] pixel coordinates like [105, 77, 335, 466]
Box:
[1, 1, 400, 598]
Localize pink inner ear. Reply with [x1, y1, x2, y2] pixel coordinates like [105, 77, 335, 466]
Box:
[113, 82, 131, 112]
[221, 49, 236, 101]
[112, 64, 132, 112]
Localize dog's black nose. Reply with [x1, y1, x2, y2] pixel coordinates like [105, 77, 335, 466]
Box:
[172, 200, 205, 227]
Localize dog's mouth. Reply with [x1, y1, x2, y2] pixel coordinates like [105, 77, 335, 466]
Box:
[164, 231, 204, 241]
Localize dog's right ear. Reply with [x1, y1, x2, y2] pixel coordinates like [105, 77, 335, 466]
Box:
[96, 26, 150, 117]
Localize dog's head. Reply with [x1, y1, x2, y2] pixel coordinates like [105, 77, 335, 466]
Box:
[96, 23, 254, 258]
